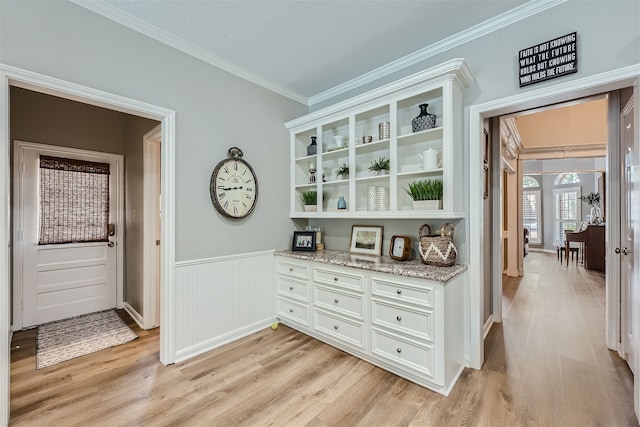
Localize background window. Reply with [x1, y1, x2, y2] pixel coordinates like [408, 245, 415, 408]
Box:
[522, 175, 541, 244]
[555, 172, 581, 185]
[553, 186, 581, 245]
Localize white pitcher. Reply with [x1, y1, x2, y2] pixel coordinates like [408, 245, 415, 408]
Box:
[418, 148, 442, 170]
[333, 135, 346, 148]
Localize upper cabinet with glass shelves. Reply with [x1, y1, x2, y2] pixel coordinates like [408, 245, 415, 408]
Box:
[287, 58, 473, 219]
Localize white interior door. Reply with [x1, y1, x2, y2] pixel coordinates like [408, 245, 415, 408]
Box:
[14, 142, 122, 328]
[620, 97, 637, 374]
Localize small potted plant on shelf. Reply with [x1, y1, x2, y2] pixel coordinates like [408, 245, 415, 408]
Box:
[368, 156, 390, 176]
[335, 163, 349, 180]
[405, 179, 443, 210]
[300, 191, 317, 212]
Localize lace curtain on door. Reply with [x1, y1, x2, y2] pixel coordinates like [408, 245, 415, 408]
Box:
[38, 155, 110, 245]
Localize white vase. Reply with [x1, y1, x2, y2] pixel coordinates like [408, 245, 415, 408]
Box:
[412, 200, 441, 210]
[304, 205, 317, 212]
[375, 186, 389, 211]
[367, 186, 376, 211]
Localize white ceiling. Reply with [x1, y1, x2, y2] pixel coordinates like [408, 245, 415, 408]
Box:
[76, 0, 547, 105]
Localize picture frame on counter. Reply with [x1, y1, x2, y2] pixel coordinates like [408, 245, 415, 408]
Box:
[292, 231, 316, 252]
[350, 225, 384, 255]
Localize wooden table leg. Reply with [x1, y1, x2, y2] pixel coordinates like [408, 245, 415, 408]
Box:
[565, 240, 570, 266]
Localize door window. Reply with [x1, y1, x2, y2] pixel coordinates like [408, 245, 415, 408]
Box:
[38, 155, 110, 245]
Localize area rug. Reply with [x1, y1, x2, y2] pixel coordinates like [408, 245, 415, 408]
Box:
[36, 310, 138, 369]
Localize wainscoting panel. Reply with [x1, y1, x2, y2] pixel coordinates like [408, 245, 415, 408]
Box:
[174, 250, 276, 361]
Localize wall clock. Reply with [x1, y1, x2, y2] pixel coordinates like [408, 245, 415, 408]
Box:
[389, 235, 411, 261]
[210, 147, 258, 218]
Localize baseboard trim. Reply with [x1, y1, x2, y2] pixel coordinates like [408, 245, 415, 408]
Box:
[175, 317, 277, 363]
[123, 302, 145, 330]
[529, 248, 556, 254]
[483, 315, 494, 340]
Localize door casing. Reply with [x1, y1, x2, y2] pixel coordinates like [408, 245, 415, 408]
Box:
[12, 141, 124, 330]
[0, 63, 177, 426]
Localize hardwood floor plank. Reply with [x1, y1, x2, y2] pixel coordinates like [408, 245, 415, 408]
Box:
[9, 253, 637, 426]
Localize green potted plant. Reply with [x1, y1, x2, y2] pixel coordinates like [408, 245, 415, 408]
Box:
[368, 156, 390, 175]
[335, 163, 349, 180]
[300, 190, 317, 212]
[579, 191, 602, 223]
[405, 179, 443, 210]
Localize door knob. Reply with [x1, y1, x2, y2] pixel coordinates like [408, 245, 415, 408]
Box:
[107, 241, 115, 247]
[615, 247, 621, 254]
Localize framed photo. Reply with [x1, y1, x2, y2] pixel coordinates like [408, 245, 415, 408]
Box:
[349, 225, 383, 255]
[483, 166, 489, 199]
[483, 129, 489, 164]
[291, 231, 316, 252]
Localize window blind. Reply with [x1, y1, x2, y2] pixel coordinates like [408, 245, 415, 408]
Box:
[38, 156, 110, 245]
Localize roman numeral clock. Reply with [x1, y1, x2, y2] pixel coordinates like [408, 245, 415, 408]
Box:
[210, 147, 258, 218]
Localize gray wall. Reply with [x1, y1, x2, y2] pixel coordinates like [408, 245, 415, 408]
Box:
[0, 0, 308, 262]
[9, 86, 158, 315]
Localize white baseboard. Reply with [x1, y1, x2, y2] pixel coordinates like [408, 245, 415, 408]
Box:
[529, 248, 556, 254]
[175, 317, 277, 363]
[483, 315, 494, 340]
[123, 302, 144, 329]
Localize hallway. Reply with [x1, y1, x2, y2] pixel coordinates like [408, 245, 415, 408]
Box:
[488, 251, 636, 425]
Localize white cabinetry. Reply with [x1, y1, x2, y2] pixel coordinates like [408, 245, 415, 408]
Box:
[285, 58, 473, 219]
[274, 255, 466, 395]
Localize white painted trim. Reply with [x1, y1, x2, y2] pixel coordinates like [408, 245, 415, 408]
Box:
[174, 317, 276, 363]
[175, 249, 275, 267]
[143, 125, 161, 330]
[123, 302, 144, 330]
[11, 141, 125, 330]
[1, 63, 177, 425]
[286, 58, 473, 131]
[483, 315, 494, 340]
[69, 0, 307, 106]
[528, 248, 556, 254]
[469, 64, 640, 370]
[309, 0, 566, 106]
[607, 91, 622, 352]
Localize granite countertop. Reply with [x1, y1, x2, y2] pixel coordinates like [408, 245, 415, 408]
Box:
[274, 250, 467, 283]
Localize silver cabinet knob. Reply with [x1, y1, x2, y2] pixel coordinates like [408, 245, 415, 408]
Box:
[289, 267, 293, 272]
[333, 276, 339, 281]
[289, 308, 293, 313]
[289, 286, 294, 291]
[396, 289, 402, 295]
[334, 298, 339, 303]
[396, 315, 402, 321]
[396, 348, 402, 353]
[334, 325, 339, 330]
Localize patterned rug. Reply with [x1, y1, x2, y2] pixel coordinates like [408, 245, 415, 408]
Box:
[36, 310, 138, 369]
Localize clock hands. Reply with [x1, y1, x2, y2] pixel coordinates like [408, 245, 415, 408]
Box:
[221, 186, 244, 191]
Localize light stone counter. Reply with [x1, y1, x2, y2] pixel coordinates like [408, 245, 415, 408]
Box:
[274, 249, 467, 283]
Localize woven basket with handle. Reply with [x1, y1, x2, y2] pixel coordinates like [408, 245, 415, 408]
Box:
[418, 223, 457, 267]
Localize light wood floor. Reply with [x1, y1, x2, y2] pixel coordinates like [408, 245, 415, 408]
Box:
[10, 252, 637, 426]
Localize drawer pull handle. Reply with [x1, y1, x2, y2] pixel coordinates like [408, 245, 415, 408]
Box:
[289, 267, 293, 272]
[333, 276, 339, 282]
[334, 325, 339, 330]
[334, 298, 339, 303]
[396, 315, 402, 321]
[396, 289, 402, 295]
[396, 348, 402, 353]
[289, 286, 294, 291]
[289, 308, 294, 313]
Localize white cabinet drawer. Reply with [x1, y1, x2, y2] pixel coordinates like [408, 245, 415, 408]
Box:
[372, 277, 433, 308]
[314, 285, 363, 320]
[372, 299, 432, 341]
[314, 309, 364, 349]
[277, 297, 309, 327]
[372, 328, 434, 379]
[314, 267, 364, 292]
[277, 276, 308, 302]
[277, 260, 309, 280]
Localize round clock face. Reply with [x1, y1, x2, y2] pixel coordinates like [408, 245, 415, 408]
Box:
[210, 158, 258, 218]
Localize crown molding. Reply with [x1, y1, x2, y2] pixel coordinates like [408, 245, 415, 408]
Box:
[308, 0, 566, 106]
[70, 0, 309, 106]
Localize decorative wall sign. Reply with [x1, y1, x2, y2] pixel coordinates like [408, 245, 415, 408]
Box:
[519, 32, 577, 87]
